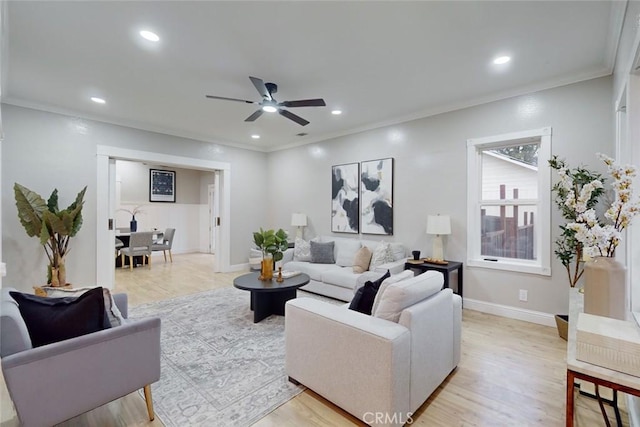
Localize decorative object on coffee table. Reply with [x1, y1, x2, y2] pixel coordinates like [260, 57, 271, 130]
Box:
[331, 163, 359, 233]
[253, 228, 288, 281]
[360, 158, 393, 235]
[14, 183, 87, 287]
[277, 266, 284, 283]
[426, 214, 451, 261]
[412, 250, 421, 260]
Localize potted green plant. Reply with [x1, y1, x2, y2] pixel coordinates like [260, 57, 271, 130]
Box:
[14, 183, 87, 287]
[549, 156, 605, 339]
[252, 228, 288, 280]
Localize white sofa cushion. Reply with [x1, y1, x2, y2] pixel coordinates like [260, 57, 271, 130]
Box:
[389, 243, 406, 261]
[374, 271, 444, 322]
[321, 267, 361, 290]
[372, 270, 415, 315]
[335, 239, 361, 267]
[285, 261, 342, 282]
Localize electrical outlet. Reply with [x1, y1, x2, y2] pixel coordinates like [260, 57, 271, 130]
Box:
[519, 289, 528, 302]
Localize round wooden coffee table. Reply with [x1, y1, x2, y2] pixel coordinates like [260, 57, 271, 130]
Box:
[233, 272, 310, 323]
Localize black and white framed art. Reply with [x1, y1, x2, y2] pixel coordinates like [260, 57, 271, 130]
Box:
[331, 163, 359, 233]
[360, 158, 393, 235]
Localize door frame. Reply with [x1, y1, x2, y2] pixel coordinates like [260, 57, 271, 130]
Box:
[96, 145, 231, 289]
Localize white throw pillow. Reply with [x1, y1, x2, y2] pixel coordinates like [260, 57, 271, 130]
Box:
[294, 237, 311, 261]
[38, 286, 125, 327]
[369, 241, 394, 270]
[371, 270, 414, 315]
[335, 239, 362, 267]
[389, 243, 406, 261]
[373, 271, 444, 322]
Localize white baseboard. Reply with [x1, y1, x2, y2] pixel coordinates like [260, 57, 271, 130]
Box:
[463, 298, 556, 327]
[227, 263, 250, 272]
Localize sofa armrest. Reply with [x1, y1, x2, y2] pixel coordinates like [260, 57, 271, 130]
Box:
[282, 247, 294, 263]
[285, 298, 411, 424]
[2, 317, 161, 427]
[373, 259, 406, 275]
[113, 293, 128, 318]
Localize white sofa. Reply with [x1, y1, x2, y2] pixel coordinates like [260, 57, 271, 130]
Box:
[285, 271, 462, 427]
[281, 235, 407, 301]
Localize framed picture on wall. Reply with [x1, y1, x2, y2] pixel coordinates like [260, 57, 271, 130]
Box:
[331, 162, 359, 233]
[360, 158, 393, 235]
[149, 169, 176, 202]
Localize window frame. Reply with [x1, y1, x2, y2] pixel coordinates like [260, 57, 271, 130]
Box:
[466, 127, 552, 276]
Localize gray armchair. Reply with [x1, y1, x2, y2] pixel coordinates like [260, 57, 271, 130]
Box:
[152, 228, 176, 262]
[120, 231, 153, 270]
[0, 288, 161, 427]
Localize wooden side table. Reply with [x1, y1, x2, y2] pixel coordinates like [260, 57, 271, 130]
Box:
[404, 260, 463, 300]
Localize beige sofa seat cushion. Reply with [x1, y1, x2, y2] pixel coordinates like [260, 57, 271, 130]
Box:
[374, 271, 444, 322]
[352, 246, 372, 273]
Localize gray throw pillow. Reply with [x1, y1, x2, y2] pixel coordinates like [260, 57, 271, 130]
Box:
[310, 241, 335, 264]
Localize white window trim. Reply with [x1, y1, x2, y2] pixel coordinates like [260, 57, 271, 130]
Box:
[466, 127, 552, 276]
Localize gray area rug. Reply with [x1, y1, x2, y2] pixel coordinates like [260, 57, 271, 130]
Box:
[130, 287, 334, 427]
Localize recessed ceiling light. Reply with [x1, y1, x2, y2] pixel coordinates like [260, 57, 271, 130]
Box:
[139, 30, 160, 42]
[331, 110, 342, 115]
[90, 97, 106, 104]
[493, 56, 511, 65]
[251, 134, 260, 139]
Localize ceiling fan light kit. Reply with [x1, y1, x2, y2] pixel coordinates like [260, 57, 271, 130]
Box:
[206, 76, 326, 126]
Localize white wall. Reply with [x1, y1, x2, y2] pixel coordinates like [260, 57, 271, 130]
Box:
[2, 104, 269, 291]
[114, 160, 212, 254]
[267, 76, 614, 318]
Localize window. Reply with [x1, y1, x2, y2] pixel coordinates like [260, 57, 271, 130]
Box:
[467, 127, 551, 275]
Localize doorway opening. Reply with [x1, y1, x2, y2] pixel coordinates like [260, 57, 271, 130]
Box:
[96, 146, 231, 289]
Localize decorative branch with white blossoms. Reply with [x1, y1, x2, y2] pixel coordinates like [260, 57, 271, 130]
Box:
[567, 154, 640, 258]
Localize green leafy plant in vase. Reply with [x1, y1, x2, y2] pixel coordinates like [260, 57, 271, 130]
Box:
[252, 228, 288, 280]
[14, 183, 87, 287]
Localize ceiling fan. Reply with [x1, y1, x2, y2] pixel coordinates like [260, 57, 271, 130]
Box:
[205, 76, 326, 126]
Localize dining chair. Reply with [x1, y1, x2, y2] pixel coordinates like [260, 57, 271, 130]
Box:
[119, 231, 153, 270]
[152, 228, 176, 262]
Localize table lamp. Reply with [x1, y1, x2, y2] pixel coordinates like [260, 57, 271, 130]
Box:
[291, 213, 307, 240]
[427, 214, 451, 261]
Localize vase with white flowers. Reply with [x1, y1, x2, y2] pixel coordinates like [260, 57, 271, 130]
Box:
[552, 153, 639, 320]
[118, 205, 145, 232]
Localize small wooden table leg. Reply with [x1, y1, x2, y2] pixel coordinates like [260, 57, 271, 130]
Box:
[567, 370, 575, 427]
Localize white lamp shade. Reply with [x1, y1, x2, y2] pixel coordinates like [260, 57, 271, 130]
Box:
[427, 215, 451, 235]
[291, 213, 307, 227]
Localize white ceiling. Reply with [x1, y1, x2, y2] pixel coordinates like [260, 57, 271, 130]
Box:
[1, 1, 626, 152]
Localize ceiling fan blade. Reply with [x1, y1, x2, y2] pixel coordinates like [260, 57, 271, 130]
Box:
[249, 76, 271, 101]
[279, 98, 326, 108]
[279, 109, 309, 126]
[244, 109, 264, 122]
[205, 95, 256, 104]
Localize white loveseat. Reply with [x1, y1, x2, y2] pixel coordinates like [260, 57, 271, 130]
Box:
[285, 271, 462, 427]
[281, 235, 407, 301]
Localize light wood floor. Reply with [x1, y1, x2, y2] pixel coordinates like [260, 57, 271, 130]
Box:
[0, 253, 628, 426]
